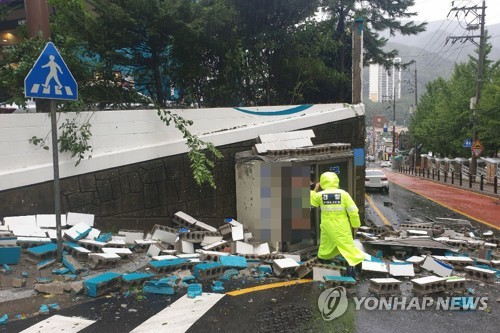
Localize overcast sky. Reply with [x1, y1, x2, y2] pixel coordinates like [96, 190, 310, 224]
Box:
[411, 0, 500, 25]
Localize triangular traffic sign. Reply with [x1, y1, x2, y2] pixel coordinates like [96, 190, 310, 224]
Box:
[24, 42, 78, 101]
[471, 139, 484, 158]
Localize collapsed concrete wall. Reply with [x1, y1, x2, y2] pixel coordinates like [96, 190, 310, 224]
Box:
[0, 116, 365, 229]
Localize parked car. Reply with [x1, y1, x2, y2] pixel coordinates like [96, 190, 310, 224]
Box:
[380, 160, 391, 167]
[365, 169, 389, 193]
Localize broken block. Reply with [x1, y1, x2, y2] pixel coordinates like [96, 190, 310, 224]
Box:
[202, 240, 228, 252]
[66, 212, 94, 227]
[198, 250, 230, 262]
[122, 272, 155, 287]
[324, 276, 357, 288]
[143, 278, 176, 295]
[411, 276, 447, 295]
[95, 232, 112, 243]
[446, 277, 467, 291]
[102, 247, 133, 258]
[361, 260, 388, 273]
[421, 256, 453, 277]
[118, 230, 144, 244]
[84, 272, 122, 297]
[88, 253, 121, 269]
[147, 242, 167, 257]
[212, 280, 224, 293]
[295, 257, 318, 278]
[64, 242, 91, 258]
[187, 283, 203, 298]
[62, 254, 84, 274]
[389, 262, 415, 277]
[173, 211, 217, 232]
[175, 239, 195, 254]
[369, 278, 402, 295]
[232, 241, 254, 255]
[35, 282, 66, 295]
[180, 231, 222, 244]
[193, 262, 223, 280]
[219, 255, 247, 269]
[0, 246, 21, 265]
[65, 223, 92, 242]
[312, 266, 342, 281]
[464, 266, 497, 283]
[37, 259, 56, 270]
[273, 258, 300, 277]
[26, 243, 57, 258]
[12, 277, 26, 288]
[1, 264, 13, 275]
[151, 225, 178, 245]
[149, 258, 193, 274]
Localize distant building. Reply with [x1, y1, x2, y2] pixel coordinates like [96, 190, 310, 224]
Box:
[368, 58, 402, 102]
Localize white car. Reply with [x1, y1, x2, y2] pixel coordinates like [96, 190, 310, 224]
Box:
[380, 161, 391, 167]
[365, 169, 389, 193]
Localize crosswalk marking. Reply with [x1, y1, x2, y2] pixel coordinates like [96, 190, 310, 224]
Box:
[20, 314, 95, 333]
[27, 84, 74, 97]
[130, 293, 225, 333]
[30, 84, 40, 94]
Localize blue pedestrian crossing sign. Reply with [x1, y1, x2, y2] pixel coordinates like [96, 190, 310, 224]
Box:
[24, 42, 78, 101]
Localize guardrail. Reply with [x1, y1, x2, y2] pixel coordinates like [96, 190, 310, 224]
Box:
[398, 166, 498, 195]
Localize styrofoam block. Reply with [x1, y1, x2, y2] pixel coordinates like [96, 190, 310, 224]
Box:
[42, 229, 58, 239]
[243, 232, 253, 243]
[89, 253, 121, 260]
[135, 239, 158, 245]
[151, 229, 177, 245]
[4, 215, 36, 228]
[66, 212, 94, 227]
[147, 243, 166, 257]
[176, 240, 195, 254]
[107, 239, 126, 247]
[36, 214, 67, 228]
[176, 253, 200, 259]
[273, 258, 300, 269]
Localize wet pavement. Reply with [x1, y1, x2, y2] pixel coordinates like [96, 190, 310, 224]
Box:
[385, 169, 500, 230]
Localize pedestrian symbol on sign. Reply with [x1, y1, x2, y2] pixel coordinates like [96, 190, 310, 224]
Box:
[24, 42, 78, 101]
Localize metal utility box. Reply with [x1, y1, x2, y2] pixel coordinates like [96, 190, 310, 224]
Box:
[235, 143, 355, 247]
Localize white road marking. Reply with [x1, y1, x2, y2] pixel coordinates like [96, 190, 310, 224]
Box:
[20, 314, 95, 333]
[130, 293, 225, 333]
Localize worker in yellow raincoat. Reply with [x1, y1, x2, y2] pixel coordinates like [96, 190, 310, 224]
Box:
[310, 171, 366, 277]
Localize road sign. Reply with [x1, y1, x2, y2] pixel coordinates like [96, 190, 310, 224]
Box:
[24, 42, 78, 101]
[463, 138, 472, 148]
[471, 139, 484, 158]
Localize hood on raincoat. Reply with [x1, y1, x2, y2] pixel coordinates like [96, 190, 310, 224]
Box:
[319, 172, 339, 190]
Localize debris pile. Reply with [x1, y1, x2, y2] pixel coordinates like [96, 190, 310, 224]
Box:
[0, 211, 499, 323]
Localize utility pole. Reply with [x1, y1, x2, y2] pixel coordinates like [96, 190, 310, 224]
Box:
[352, 17, 363, 105]
[447, 0, 486, 176]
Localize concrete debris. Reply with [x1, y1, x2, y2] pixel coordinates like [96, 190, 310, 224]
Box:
[0, 208, 498, 318]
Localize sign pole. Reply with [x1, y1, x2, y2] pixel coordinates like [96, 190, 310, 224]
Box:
[49, 99, 63, 261]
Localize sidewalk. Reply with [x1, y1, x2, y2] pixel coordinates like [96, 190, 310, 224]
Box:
[385, 169, 500, 230]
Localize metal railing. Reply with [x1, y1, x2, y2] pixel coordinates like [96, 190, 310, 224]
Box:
[398, 166, 498, 195]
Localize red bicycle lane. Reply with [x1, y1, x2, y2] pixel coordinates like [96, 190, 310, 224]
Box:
[385, 171, 500, 230]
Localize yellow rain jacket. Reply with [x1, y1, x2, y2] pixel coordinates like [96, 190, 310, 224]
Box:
[310, 172, 366, 266]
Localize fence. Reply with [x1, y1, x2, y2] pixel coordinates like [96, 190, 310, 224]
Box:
[398, 166, 498, 195]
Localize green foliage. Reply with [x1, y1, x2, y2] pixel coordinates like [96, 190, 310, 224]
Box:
[156, 106, 222, 188]
[409, 48, 500, 157]
[29, 116, 93, 167]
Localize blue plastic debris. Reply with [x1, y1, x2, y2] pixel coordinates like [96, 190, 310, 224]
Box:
[178, 227, 190, 234]
[258, 265, 273, 275]
[143, 279, 175, 295]
[0, 314, 8, 325]
[62, 255, 83, 274]
[212, 280, 224, 293]
[0, 246, 21, 265]
[39, 304, 49, 315]
[219, 256, 248, 269]
[187, 284, 202, 298]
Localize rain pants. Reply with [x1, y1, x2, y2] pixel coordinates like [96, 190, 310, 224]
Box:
[310, 172, 366, 266]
